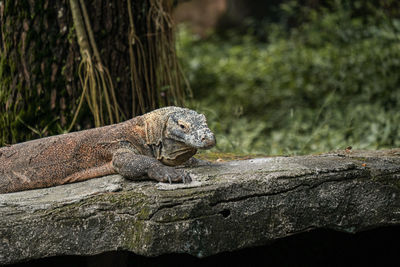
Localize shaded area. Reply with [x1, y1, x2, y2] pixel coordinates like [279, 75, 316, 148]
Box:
[8, 226, 400, 267]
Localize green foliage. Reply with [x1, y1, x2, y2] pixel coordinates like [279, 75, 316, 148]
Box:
[178, 0, 400, 155]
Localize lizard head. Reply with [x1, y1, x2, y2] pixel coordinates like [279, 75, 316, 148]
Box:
[164, 109, 216, 150]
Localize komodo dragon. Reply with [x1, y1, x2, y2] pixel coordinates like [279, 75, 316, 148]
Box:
[0, 106, 216, 194]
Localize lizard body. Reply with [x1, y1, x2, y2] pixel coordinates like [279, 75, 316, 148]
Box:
[0, 107, 215, 193]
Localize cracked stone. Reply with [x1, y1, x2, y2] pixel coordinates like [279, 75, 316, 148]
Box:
[1, 149, 400, 265]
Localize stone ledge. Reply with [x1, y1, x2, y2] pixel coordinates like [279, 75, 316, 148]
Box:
[1, 149, 400, 265]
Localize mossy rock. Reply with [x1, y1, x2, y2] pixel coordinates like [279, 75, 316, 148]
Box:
[1, 149, 400, 264]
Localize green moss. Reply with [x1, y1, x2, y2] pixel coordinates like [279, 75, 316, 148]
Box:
[195, 151, 268, 162]
[352, 157, 368, 162]
[67, 25, 76, 44]
[40, 190, 150, 219]
[0, 1, 80, 145]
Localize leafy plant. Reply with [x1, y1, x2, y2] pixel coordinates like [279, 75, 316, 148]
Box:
[178, 0, 400, 155]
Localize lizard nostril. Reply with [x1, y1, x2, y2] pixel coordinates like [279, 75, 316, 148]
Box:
[198, 130, 215, 149]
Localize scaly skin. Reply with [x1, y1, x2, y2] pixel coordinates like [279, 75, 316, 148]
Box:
[0, 107, 216, 193]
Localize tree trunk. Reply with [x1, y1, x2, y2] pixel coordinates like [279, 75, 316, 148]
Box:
[0, 0, 185, 146]
[0, 0, 79, 144]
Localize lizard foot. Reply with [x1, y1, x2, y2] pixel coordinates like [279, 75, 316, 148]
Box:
[148, 166, 192, 184]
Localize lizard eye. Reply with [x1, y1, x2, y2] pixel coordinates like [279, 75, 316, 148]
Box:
[177, 120, 190, 131]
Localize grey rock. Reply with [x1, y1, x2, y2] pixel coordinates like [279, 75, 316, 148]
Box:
[1, 149, 400, 264]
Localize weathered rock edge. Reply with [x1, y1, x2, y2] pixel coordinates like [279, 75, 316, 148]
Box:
[1, 149, 400, 264]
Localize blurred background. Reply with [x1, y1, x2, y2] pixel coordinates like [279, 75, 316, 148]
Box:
[175, 0, 400, 155]
[1, 0, 399, 156]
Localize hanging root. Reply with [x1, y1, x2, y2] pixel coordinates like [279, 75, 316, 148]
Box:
[69, 0, 190, 128]
[126, 0, 191, 115]
[68, 0, 122, 130]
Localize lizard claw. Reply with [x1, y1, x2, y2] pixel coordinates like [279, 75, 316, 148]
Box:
[148, 166, 191, 184]
[182, 172, 192, 184]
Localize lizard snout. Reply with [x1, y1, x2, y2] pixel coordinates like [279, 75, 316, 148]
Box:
[199, 130, 216, 149]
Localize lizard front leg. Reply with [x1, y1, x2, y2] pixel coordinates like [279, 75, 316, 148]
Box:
[112, 149, 192, 184]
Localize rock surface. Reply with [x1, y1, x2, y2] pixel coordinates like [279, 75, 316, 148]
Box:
[1, 149, 400, 265]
